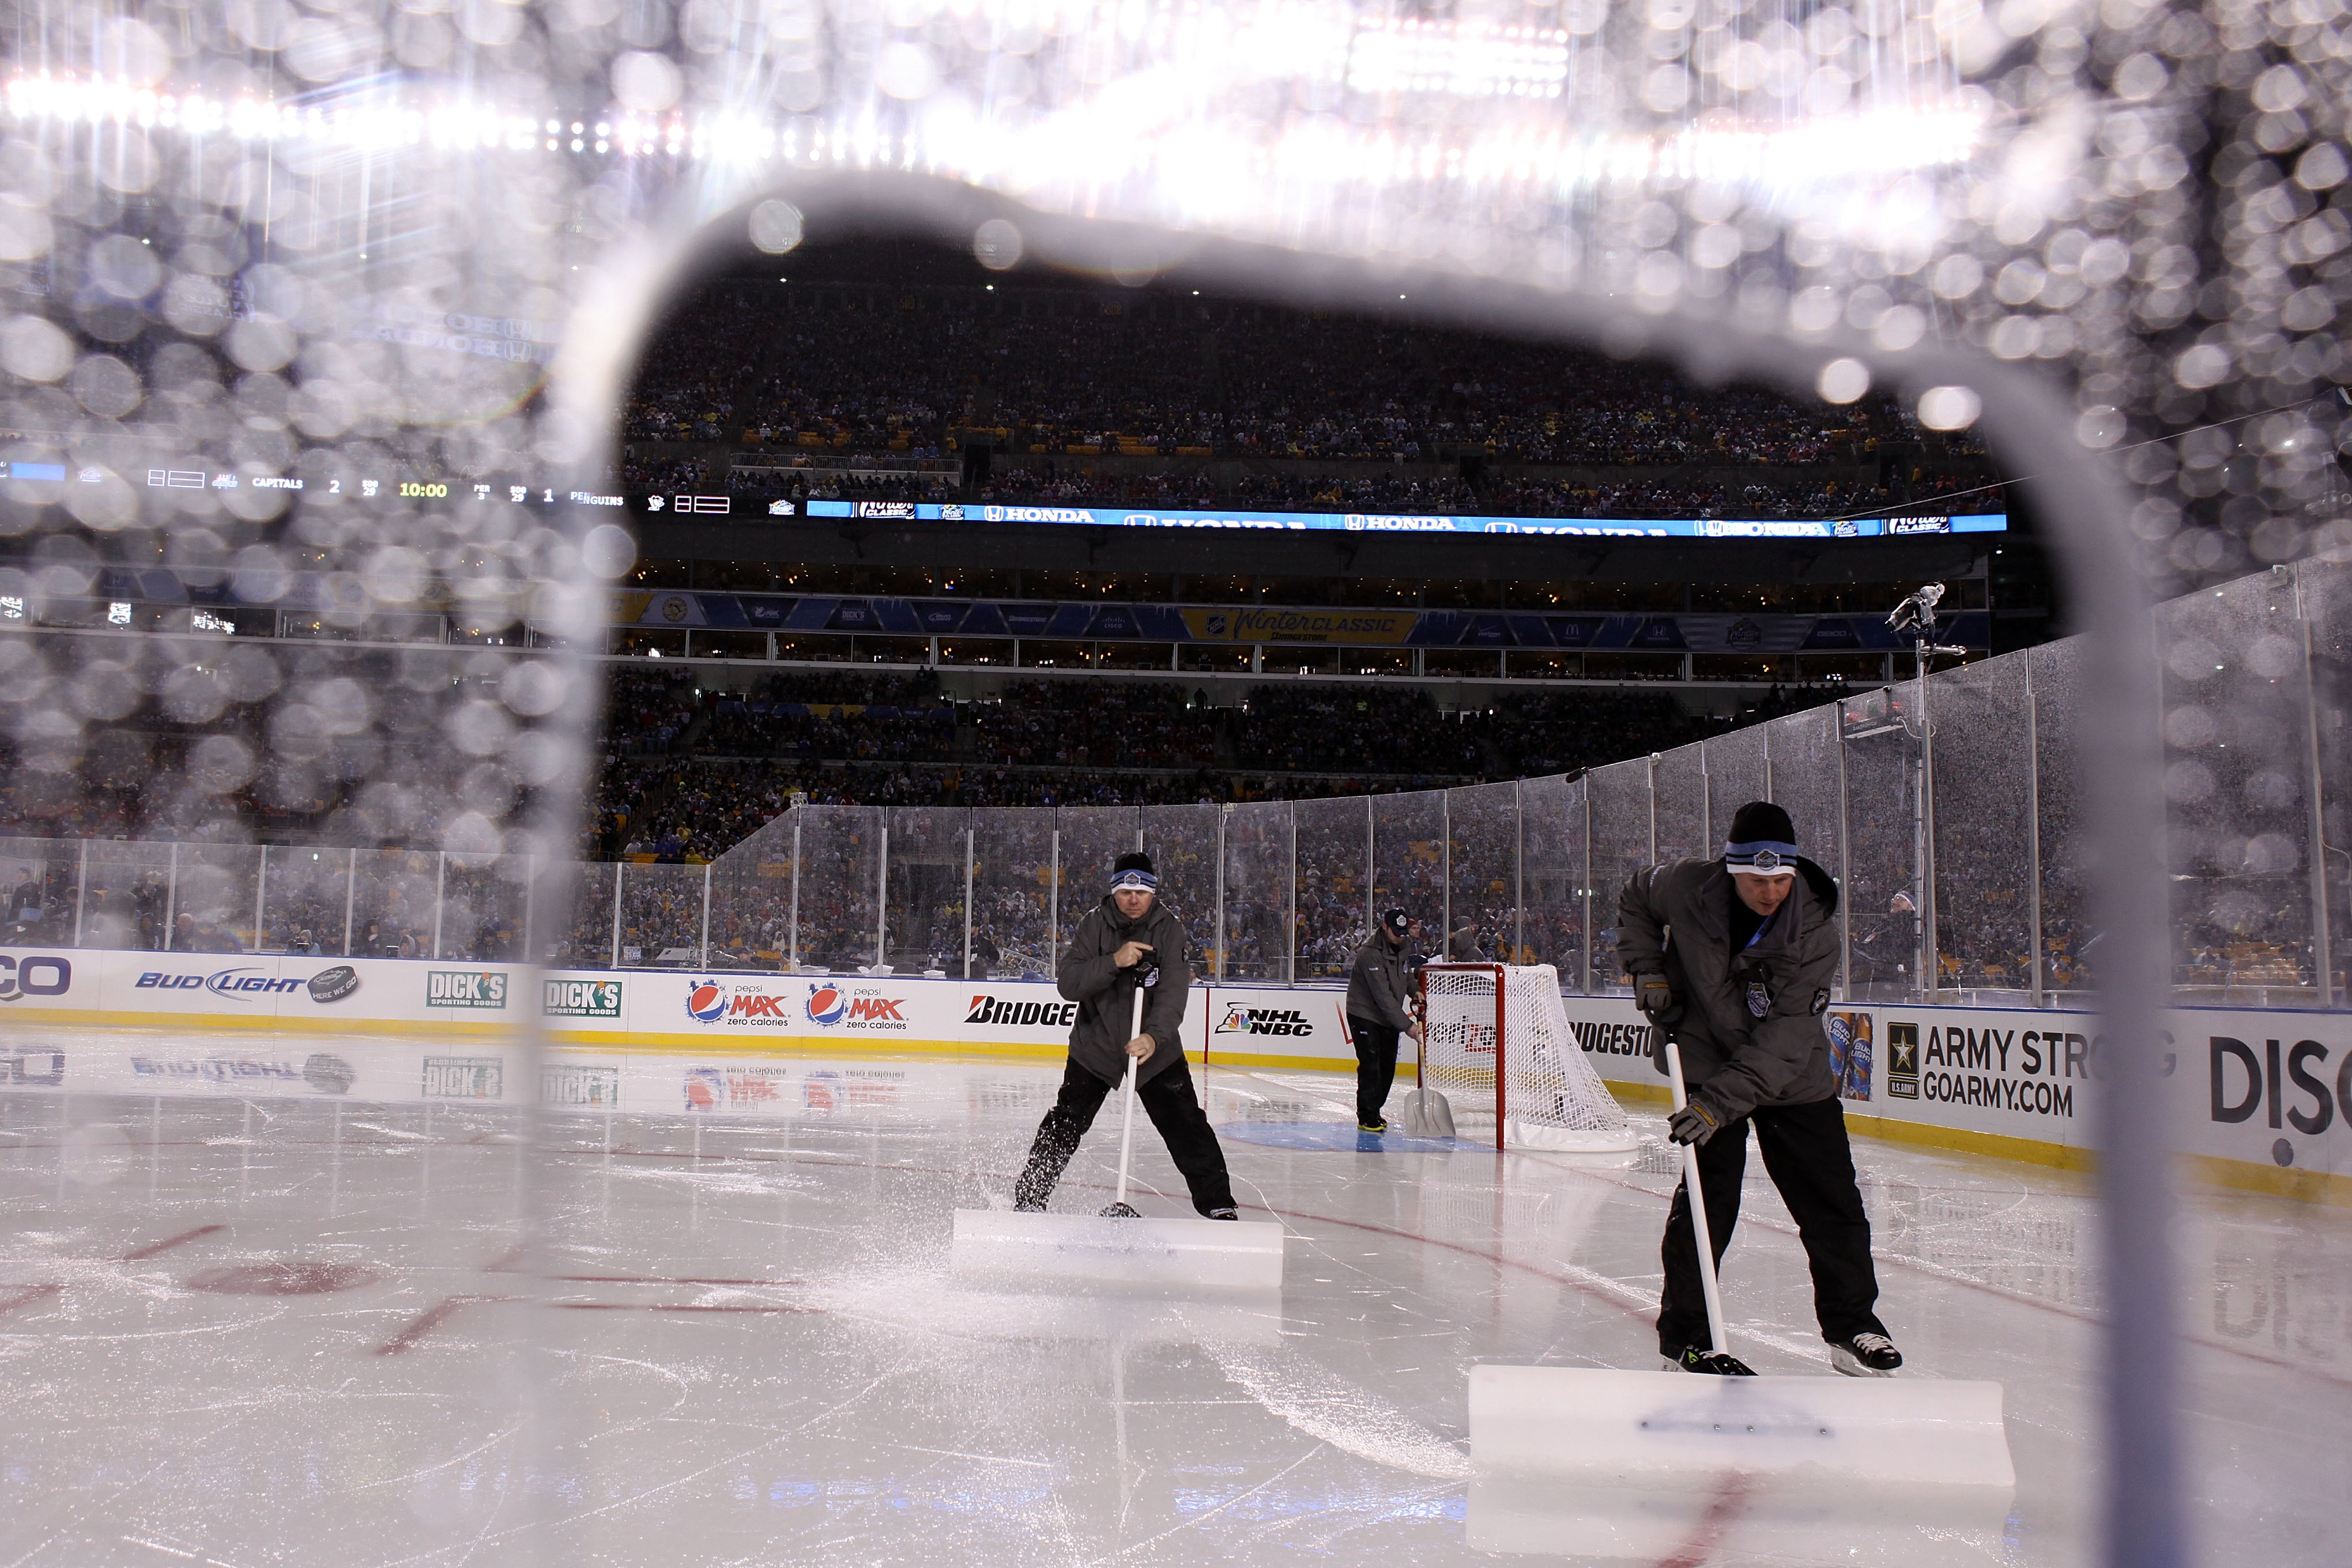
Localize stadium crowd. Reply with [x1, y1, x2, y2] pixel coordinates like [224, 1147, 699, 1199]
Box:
[620, 278, 1999, 522]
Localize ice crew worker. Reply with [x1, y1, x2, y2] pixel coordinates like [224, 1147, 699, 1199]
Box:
[1618, 800, 1903, 1378]
[1013, 851, 1240, 1220]
[1345, 909, 1423, 1133]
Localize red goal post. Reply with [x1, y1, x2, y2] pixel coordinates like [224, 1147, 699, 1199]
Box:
[1416, 962, 1638, 1153]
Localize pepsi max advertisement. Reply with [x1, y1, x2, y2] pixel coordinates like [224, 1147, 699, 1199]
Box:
[683, 976, 912, 1032]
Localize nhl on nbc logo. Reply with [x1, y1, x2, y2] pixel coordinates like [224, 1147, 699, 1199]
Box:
[806, 983, 849, 1026]
[686, 981, 729, 1023]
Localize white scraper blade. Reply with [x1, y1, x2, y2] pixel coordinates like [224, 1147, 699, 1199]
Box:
[1470, 1365, 2015, 1490]
[951, 1209, 1286, 1292]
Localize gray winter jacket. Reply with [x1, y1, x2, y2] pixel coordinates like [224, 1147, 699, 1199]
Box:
[1345, 934, 1418, 1032]
[1057, 895, 1193, 1087]
[1616, 857, 1842, 1121]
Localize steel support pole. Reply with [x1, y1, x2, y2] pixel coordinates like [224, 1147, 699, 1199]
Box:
[1646, 754, 1658, 866]
[1834, 710, 1853, 999]
[1701, 744, 1715, 851]
[699, 861, 713, 968]
[1917, 660, 1939, 1000]
[163, 843, 179, 952]
[876, 824, 889, 971]
[1285, 802, 1296, 986]
[252, 846, 269, 954]
[342, 849, 356, 957]
[1048, 827, 1060, 963]
[1513, 779, 1525, 966]
[1441, 790, 1452, 957]
[2294, 575, 2336, 1005]
[2025, 657, 2046, 1008]
[963, 827, 974, 980]
[431, 851, 446, 960]
[789, 822, 801, 972]
[608, 864, 623, 969]
[1580, 782, 1593, 994]
[71, 839, 86, 948]
[1213, 805, 1226, 981]
[1363, 794, 1375, 946]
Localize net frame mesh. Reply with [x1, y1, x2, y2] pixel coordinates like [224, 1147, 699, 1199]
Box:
[1419, 963, 1634, 1152]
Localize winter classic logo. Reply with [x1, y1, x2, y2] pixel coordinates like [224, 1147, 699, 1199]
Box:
[426, 971, 508, 1009]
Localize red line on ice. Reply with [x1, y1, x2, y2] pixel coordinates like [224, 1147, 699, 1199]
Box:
[119, 1224, 225, 1261]
[375, 1294, 517, 1355]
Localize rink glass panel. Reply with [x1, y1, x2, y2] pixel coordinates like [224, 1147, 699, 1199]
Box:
[1220, 800, 1294, 983]
[1702, 726, 1769, 847]
[1582, 759, 1652, 995]
[1291, 795, 1372, 982]
[259, 846, 355, 956]
[435, 854, 530, 963]
[1370, 790, 1446, 958]
[1762, 704, 1846, 990]
[2157, 572, 2319, 1001]
[706, 812, 800, 970]
[1838, 685, 1926, 1002]
[71, 840, 176, 952]
[1650, 742, 1709, 866]
[1445, 781, 1520, 964]
[967, 809, 1054, 981]
[164, 842, 264, 955]
[0, 838, 70, 948]
[1518, 772, 1589, 990]
[1140, 802, 1220, 976]
[786, 805, 884, 974]
[2027, 639, 2091, 999]
[617, 862, 707, 971]
[1927, 655, 2036, 996]
[349, 849, 440, 960]
[1054, 806, 1142, 942]
[882, 806, 971, 977]
[553, 861, 621, 970]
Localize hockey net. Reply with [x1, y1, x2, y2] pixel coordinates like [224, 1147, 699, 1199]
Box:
[1418, 963, 1638, 1152]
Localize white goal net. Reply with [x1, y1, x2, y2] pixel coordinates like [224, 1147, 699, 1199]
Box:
[1418, 963, 1638, 1153]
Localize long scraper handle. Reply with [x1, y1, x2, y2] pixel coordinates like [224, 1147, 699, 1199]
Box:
[1664, 1037, 1729, 1358]
[1114, 986, 1144, 1209]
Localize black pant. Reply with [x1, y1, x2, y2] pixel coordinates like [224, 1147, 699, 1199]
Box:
[1657, 1095, 1887, 1353]
[1015, 1056, 1236, 1216]
[1348, 1016, 1400, 1126]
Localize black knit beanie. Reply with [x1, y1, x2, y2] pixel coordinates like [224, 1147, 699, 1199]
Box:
[1725, 801, 1796, 847]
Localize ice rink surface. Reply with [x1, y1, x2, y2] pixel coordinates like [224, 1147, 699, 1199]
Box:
[1, 1031, 2346, 1567]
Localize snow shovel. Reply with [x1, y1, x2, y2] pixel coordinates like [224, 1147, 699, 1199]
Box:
[1393, 1017, 1456, 1140]
[1466, 1035, 2014, 1492]
[952, 980, 1286, 1292]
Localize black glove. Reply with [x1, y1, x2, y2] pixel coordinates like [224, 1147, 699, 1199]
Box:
[1667, 1101, 1722, 1146]
[1635, 974, 1676, 1020]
